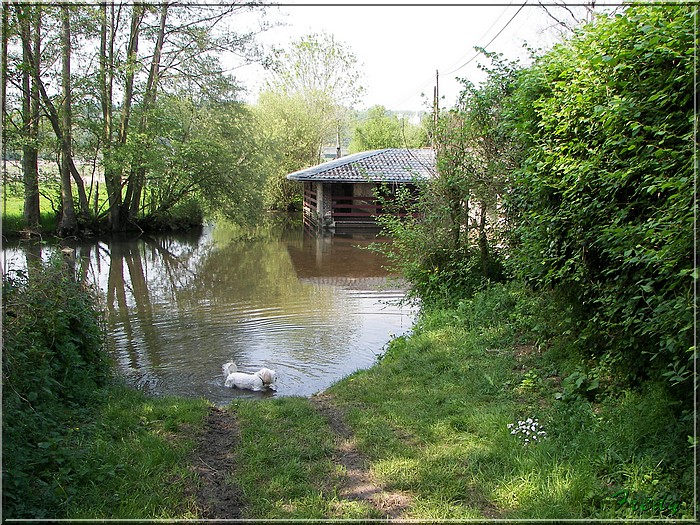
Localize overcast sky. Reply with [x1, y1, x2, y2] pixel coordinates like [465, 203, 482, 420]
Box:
[230, 2, 600, 113]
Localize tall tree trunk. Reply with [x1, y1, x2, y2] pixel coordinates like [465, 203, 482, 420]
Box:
[478, 200, 489, 277]
[100, 2, 123, 230]
[58, 4, 77, 236]
[118, 5, 143, 146]
[114, 4, 144, 229]
[126, 3, 167, 220]
[22, 5, 40, 232]
[1, 4, 7, 225]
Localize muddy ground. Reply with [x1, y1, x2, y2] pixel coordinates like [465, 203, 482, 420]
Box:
[192, 407, 245, 519]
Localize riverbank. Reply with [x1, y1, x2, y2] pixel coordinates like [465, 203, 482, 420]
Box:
[54, 282, 692, 520]
[1, 194, 205, 241]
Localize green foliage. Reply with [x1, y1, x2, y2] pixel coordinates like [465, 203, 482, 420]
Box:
[374, 184, 478, 308]
[506, 5, 695, 387]
[266, 32, 365, 109]
[2, 258, 108, 518]
[329, 281, 692, 519]
[259, 32, 367, 211]
[130, 97, 269, 226]
[349, 105, 426, 152]
[375, 52, 517, 309]
[254, 91, 324, 211]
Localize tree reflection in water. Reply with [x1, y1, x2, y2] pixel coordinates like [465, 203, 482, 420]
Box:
[3, 222, 416, 404]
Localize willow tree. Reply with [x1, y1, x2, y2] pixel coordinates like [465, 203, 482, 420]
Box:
[260, 32, 365, 209]
[96, 3, 266, 231]
[4, 2, 268, 234]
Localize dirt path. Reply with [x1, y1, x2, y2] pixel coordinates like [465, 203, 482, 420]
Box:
[310, 393, 413, 519]
[192, 407, 245, 519]
[192, 398, 412, 519]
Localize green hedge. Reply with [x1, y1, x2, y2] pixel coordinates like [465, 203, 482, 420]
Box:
[506, 5, 695, 387]
[2, 258, 109, 518]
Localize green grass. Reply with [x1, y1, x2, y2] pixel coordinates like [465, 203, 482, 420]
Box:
[2, 195, 58, 234]
[230, 397, 381, 519]
[327, 283, 694, 519]
[63, 385, 210, 519]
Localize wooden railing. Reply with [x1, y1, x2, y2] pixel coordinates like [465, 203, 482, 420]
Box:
[302, 192, 419, 227]
[304, 188, 318, 209]
[331, 196, 382, 218]
[302, 187, 319, 228]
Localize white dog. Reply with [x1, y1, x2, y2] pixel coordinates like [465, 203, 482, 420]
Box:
[222, 362, 277, 391]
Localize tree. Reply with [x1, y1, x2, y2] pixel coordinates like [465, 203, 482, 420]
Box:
[4, 3, 269, 233]
[254, 91, 324, 211]
[96, 3, 266, 231]
[373, 51, 521, 307]
[448, 50, 521, 276]
[259, 32, 365, 210]
[267, 32, 364, 108]
[17, 4, 40, 231]
[57, 4, 77, 235]
[349, 105, 426, 152]
[120, 96, 270, 229]
[265, 32, 364, 162]
[15, 4, 91, 231]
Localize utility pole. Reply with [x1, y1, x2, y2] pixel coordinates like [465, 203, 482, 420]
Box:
[335, 123, 341, 159]
[432, 69, 439, 148]
[433, 69, 439, 127]
[585, 0, 596, 23]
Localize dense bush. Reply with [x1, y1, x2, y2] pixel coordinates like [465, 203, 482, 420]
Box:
[2, 258, 109, 518]
[375, 56, 516, 309]
[506, 5, 695, 388]
[385, 6, 693, 392]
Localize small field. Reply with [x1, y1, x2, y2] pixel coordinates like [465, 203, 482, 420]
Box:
[2, 195, 59, 234]
[57, 282, 693, 520]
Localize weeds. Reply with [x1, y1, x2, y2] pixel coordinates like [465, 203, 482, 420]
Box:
[2, 258, 107, 518]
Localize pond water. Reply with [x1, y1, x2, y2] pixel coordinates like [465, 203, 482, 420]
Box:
[2, 219, 416, 404]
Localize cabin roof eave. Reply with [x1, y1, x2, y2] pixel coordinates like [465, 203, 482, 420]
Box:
[286, 148, 436, 184]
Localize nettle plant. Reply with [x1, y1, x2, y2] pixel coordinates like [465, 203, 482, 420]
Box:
[508, 418, 547, 446]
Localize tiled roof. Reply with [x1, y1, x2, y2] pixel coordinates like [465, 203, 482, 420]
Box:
[286, 148, 436, 183]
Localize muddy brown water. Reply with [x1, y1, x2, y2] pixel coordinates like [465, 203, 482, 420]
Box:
[2, 220, 416, 404]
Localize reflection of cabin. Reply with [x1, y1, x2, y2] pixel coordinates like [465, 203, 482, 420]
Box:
[286, 148, 436, 230]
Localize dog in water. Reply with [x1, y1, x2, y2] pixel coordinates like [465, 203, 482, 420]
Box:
[222, 362, 277, 391]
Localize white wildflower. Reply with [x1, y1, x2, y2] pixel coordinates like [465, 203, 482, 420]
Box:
[508, 417, 547, 446]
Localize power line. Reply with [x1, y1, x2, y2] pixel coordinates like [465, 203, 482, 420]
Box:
[438, 0, 516, 75]
[441, 2, 527, 76]
[386, 2, 526, 112]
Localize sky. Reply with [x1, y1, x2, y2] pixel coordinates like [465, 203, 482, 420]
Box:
[230, 1, 600, 114]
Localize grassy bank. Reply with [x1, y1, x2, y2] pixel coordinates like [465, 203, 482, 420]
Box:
[224, 282, 693, 519]
[2, 188, 204, 238]
[2, 195, 58, 235]
[6, 276, 693, 519]
[64, 386, 209, 519]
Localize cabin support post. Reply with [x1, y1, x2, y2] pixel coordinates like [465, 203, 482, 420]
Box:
[316, 182, 334, 230]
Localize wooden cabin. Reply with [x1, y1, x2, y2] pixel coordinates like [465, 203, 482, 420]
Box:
[286, 148, 436, 230]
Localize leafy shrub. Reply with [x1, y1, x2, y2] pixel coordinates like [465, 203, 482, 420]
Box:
[142, 197, 205, 231]
[506, 5, 694, 388]
[2, 258, 109, 518]
[375, 181, 505, 309]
